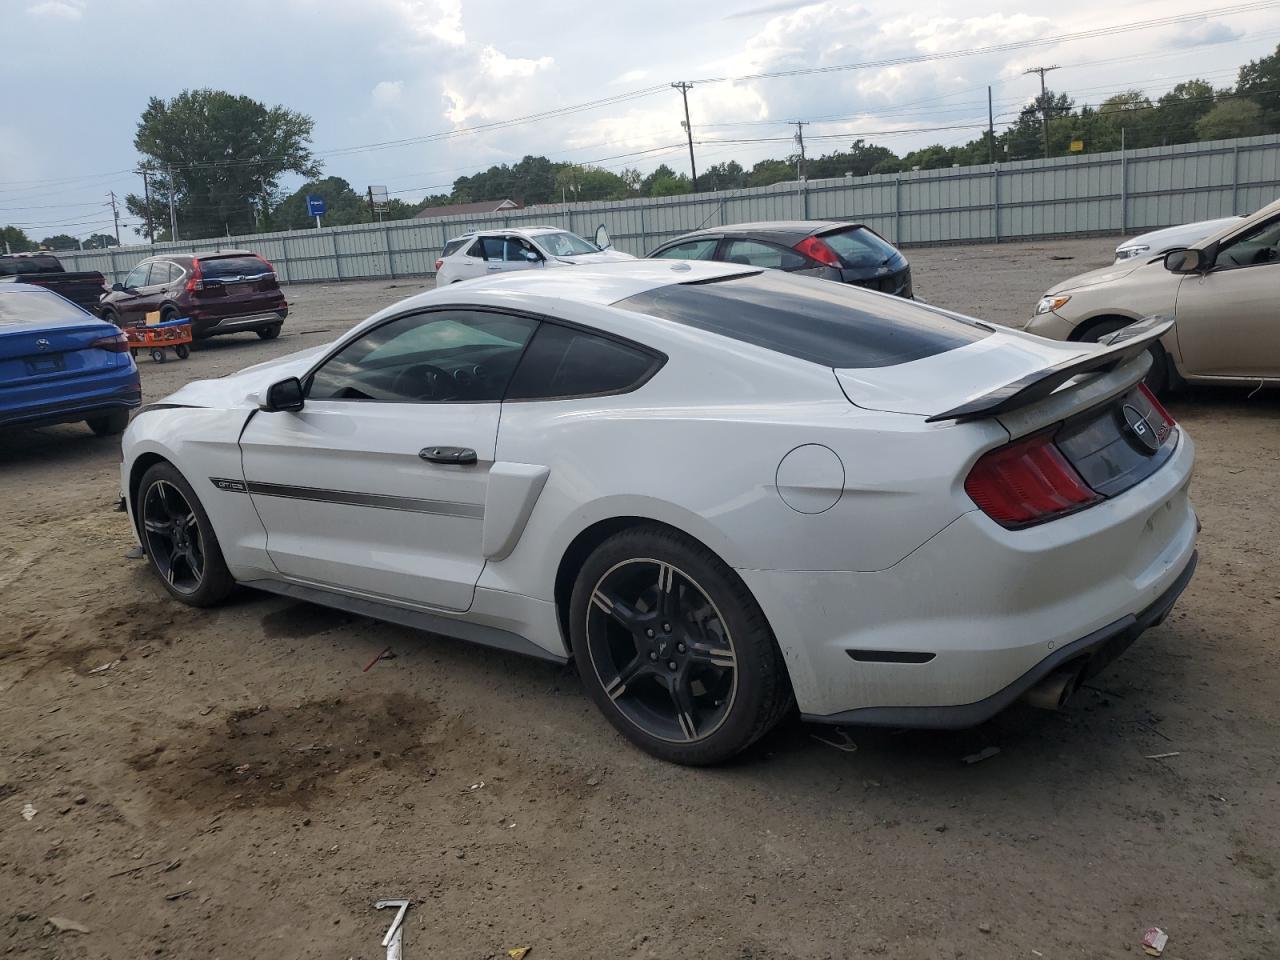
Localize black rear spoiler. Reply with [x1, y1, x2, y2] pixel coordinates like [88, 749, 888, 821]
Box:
[925, 315, 1173, 423]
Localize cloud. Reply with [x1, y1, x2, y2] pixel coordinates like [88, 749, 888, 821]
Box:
[1168, 19, 1242, 48]
[611, 68, 649, 86]
[371, 80, 404, 106]
[26, 0, 85, 19]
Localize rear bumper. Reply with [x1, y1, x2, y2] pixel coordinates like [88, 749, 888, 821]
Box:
[0, 379, 141, 430]
[191, 306, 287, 339]
[742, 430, 1198, 721]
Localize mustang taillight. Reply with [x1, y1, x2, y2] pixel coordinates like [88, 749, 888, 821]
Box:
[90, 331, 131, 353]
[965, 430, 1100, 528]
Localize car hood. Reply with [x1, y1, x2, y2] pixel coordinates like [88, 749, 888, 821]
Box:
[162, 344, 329, 409]
[1046, 259, 1147, 295]
[835, 326, 1093, 417]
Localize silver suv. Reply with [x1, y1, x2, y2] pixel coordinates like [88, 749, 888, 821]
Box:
[434, 226, 633, 285]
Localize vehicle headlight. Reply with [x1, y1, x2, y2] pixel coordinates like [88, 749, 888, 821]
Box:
[1115, 244, 1149, 261]
[1034, 294, 1071, 316]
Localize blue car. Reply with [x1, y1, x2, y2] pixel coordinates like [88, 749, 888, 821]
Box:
[0, 283, 141, 435]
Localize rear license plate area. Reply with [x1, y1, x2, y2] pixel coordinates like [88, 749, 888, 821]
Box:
[26, 356, 64, 374]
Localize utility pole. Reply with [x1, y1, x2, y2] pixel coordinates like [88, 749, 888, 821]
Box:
[672, 81, 697, 187]
[138, 169, 154, 243]
[1023, 65, 1059, 160]
[166, 163, 179, 241]
[987, 86, 996, 165]
[367, 186, 376, 222]
[107, 191, 121, 245]
[793, 121, 809, 181]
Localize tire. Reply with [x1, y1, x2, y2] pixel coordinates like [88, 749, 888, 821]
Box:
[175, 343, 190, 360]
[1079, 318, 1170, 396]
[569, 525, 794, 765]
[257, 324, 282, 340]
[150, 348, 166, 363]
[136, 462, 235, 607]
[86, 408, 130, 436]
[100, 308, 121, 327]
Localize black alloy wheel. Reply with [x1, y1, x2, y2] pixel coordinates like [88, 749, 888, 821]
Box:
[136, 463, 235, 607]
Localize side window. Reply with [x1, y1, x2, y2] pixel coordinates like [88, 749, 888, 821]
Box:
[308, 310, 538, 404]
[505, 237, 540, 262]
[478, 237, 505, 261]
[465, 239, 486, 258]
[651, 238, 718, 260]
[150, 261, 176, 285]
[1216, 216, 1280, 269]
[723, 239, 809, 270]
[441, 238, 468, 258]
[505, 323, 661, 400]
[123, 264, 149, 288]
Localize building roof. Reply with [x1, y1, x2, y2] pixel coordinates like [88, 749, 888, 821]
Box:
[414, 198, 523, 220]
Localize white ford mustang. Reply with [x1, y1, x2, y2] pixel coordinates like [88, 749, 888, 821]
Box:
[121, 260, 1198, 764]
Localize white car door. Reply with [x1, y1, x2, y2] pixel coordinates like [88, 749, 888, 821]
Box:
[239, 308, 539, 611]
[1174, 213, 1280, 379]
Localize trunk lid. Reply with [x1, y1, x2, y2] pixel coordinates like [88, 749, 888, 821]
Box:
[0, 293, 123, 386]
[194, 254, 282, 318]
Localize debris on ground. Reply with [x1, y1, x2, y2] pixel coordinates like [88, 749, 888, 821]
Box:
[468, 780, 485, 791]
[124, 545, 144, 560]
[810, 729, 858, 753]
[962, 746, 1001, 765]
[508, 948, 531, 959]
[1141, 926, 1169, 956]
[362, 646, 396, 672]
[977, 921, 992, 934]
[21, 803, 36, 821]
[47, 916, 90, 934]
[1145, 752, 1180, 760]
[88, 658, 122, 675]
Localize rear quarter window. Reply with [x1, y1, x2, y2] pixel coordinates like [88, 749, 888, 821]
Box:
[614, 270, 988, 369]
[441, 238, 469, 257]
[505, 323, 662, 399]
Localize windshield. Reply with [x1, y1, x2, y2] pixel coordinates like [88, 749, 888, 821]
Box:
[536, 231, 600, 257]
[820, 226, 902, 269]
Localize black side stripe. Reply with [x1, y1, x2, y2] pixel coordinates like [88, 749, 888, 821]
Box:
[209, 477, 483, 519]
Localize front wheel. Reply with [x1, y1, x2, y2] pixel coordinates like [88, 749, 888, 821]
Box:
[257, 324, 281, 340]
[137, 463, 235, 607]
[569, 525, 793, 765]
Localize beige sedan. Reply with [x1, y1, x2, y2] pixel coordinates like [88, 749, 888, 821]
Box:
[1025, 197, 1280, 393]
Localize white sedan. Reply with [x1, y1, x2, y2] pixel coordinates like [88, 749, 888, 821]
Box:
[120, 261, 1198, 764]
[434, 226, 633, 285]
[1113, 215, 1243, 262]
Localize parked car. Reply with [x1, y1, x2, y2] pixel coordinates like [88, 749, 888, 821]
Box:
[1113, 215, 1243, 262]
[119, 260, 1196, 764]
[647, 221, 913, 298]
[434, 226, 633, 284]
[1, 282, 140, 435]
[1026, 197, 1280, 394]
[98, 251, 287, 341]
[0, 252, 109, 315]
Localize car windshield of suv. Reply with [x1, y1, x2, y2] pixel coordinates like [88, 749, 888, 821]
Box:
[820, 227, 901, 269]
[199, 255, 270, 279]
[536, 232, 599, 257]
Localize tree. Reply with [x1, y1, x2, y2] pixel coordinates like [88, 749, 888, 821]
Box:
[1, 226, 35, 253]
[1153, 80, 1217, 146]
[807, 140, 900, 179]
[745, 158, 793, 188]
[620, 167, 644, 193]
[83, 233, 118, 249]
[1237, 43, 1280, 126]
[125, 89, 319, 241]
[640, 164, 689, 195]
[555, 165, 631, 202]
[40, 234, 80, 251]
[695, 161, 746, 191]
[271, 176, 372, 231]
[1196, 99, 1266, 140]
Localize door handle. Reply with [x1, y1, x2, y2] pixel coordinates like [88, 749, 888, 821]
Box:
[419, 446, 477, 465]
[487, 265, 501, 270]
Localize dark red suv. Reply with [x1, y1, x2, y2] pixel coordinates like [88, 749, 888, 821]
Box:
[99, 251, 287, 340]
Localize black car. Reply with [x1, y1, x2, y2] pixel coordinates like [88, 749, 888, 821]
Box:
[647, 221, 912, 298]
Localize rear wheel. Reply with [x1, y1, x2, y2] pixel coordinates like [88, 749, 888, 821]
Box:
[100, 308, 121, 327]
[137, 463, 234, 607]
[569, 525, 793, 765]
[257, 324, 282, 340]
[1079, 318, 1169, 396]
[86, 409, 129, 436]
[174, 343, 190, 360]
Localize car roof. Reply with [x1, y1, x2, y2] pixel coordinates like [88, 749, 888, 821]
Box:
[447, 226, 569, 243]
[654, 220, 862, 248]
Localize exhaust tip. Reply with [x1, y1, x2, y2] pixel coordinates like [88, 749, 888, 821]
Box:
[1022, 664, 1085, 712]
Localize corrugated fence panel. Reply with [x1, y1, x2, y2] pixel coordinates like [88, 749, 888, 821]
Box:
[48, 134, 1280, 282]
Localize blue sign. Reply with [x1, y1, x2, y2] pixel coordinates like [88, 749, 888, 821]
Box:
[305, 194, 326, 217]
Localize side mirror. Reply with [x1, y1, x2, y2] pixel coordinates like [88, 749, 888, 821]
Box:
[261, 376, 304, 412]
[111, 282, 125, 292]
[522, 249, 540, 262]
[1163, 248, 1207, 274]
[594, 224, 612, 250]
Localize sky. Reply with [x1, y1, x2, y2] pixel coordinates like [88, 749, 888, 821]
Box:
[2, 0, 1277, 241]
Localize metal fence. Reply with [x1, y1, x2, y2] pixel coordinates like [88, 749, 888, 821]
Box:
[53, 133, 1280, 286]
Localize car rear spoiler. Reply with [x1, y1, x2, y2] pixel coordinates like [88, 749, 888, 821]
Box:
[925, 315, 1173, 423]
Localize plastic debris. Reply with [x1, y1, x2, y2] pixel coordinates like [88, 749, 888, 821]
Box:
[468, 781, 485, 791]
[508, 948, 531, 959]
[21, 803, 36, 821]
[362, 646, 396, 672]
[47, 917, 90, 934]
[810, 729, 858, 753]
[89, 659, 122, 675]
[962, 746, 1001, 765]
[1141, 927, 1169, 956]
[1145, 752, 1180, 760]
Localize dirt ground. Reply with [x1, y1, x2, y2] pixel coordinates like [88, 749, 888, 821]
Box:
[2, 238, 1278, 960]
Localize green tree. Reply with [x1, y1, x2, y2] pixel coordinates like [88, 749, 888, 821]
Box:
[40, 234, 80, 250]
[125, 89, 319, 241]
[1, 226, 36, 253]
[1237, 43, 1280, 126]
[271, 176, 373, 230]
[555, 165, 631, 202]
[1196, 99, 1266, 140]
[1153, 80, 1217, 145]
[83, 233, 118, 249]
[807, 140, 900, 179]
[695, 160, 746, 191]
[745, 158, 794, 188]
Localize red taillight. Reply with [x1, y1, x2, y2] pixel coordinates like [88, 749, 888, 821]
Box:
[965, 430, 1100, 528]
[793, 235, 841, 268]
[434, 258, 444, 271]
[90, 331, 131, 353]
[185, 259, 204, 293]
[1138, 382, 1176, 442]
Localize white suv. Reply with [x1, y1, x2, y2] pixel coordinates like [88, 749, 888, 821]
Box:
[434, 226, 634, 285]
